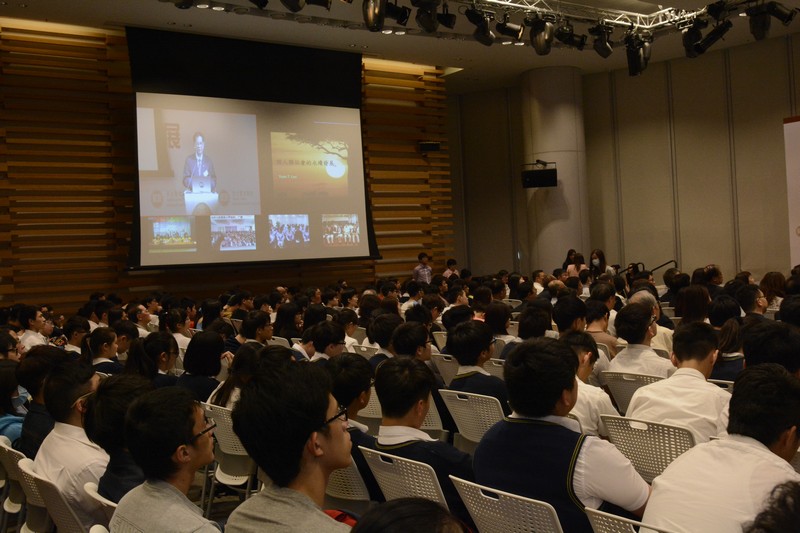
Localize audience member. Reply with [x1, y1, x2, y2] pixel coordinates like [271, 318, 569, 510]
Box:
[744, 481, 800, 533]
[367, 313, 404, 371]
[177, 331, 228, 401]
[309, 321, 346, 367]
[14, 345, 65, 458]
[552, 296, 586, 337]
[208, 342, 261, 409]
[81, 326, 123, 374]
[351, 498, 465, 533]
[742, 321, 800, 377]
[607, 302, 675, 385]
[124, 331, 179, 388]
[0, 360, 23, 442]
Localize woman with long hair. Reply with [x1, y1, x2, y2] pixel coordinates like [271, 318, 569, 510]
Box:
[208, 343, 261, 409]
[708, 295, 745, 381]
[196, 298, 222, 331]
[760, 271, 786, 311]
[273, 301, 303, 341]
[81, 326, 123, 374]
[589, 248, 615, 277]
[562, 249, 577, 271]
[124, 331, 179, 388]
[176, 330, 230, 401]
[675, 285, 711, 324]
[484, 301, 519, 344]
[566, 253, 588, 278]
[159, 308, 191, 356]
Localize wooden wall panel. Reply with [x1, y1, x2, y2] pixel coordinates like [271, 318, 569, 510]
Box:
[0, 22, 453, 315]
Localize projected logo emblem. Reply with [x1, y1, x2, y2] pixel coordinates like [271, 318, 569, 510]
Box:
[325, 155, 347, 179]
[151, 190, 164, 208]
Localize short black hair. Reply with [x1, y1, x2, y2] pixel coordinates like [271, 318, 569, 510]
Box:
[63, 315, 90, 340]
[780, 295, 800, 329]
[85, 374, 153, 453]
[552, 296, 586, 332]
[367, 313, 404, 349]
[614, 302, 652, 344]
[159, 308, 187, 334]
[418, 252, 429, 261]
[337, 308, 359, 328]
[421, 294, 445, 314]
[240, 310, 270, 339]
[745, 481, 800, 533]
[585, 300, 610, 324]
[19, 305, 39, 330]
[404, 304, 433, 326]
[311, 321, 345, 353]
[484, 301, 512, 336]
[560, 330, 599, 365]
[0, 360, 18, 415]
[352, 498, 464, 533]
[327, 353, 373, 408]
[446, 259, 457, 268]
[736, 284, 762, 314]
[183, 331, 223, 376]
[391, 322, 429, 356]
[517, 306, 552, 340]
[303, 303, 329, 331]
[742, 321, 800, 374]
[589, 282, 615, 302]
[504, 338, 577, 417]
[406, 281, 421, 298]
[728, 364, 800, 447]
[374, 357, 436, 419]
[16, 345, 67, 397]
[441, 305, 474, 330]
[672, 322, 718, 362]
[125, 387, 198, 480]
[232, 362, 332, 487]
[43, 362, 96, 423]
[708, 295, 742, 328]
[448, 320, 493, 366]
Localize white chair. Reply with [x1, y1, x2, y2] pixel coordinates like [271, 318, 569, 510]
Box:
[324, 461, 373, 514]
[353, 345, 378, 361]
[222, 317, 238, 333]
[708, 379, 734, 393]
[438, 390, 503, 446]
[431, 354, 459, 386]
[359, 447, 448, 509]
[450, 476, 564, 533]
[89, 526, 109, 533]
[601, 415, 695, 483]
[83, 482, 116, 523]
[586, 507, 679, 533]
[661, 306, 675, 318]
[267, 336, 291, 349]
[596, 343, 611, 361]
[502, 299, 522, 308]
[230, 318, 243, 332]
[507, 321, 519, 338]
[290, 337, 302, 346]
[0, 437, 24, 533]
[484, 358, 505, 380]
[9, 447, 52, 533]
[420, 398, 447, 441]
[18, 458, 87, 533]
[601, 372, 664, 415]
[494, 338, 506, 355]
[355, 387, 382, 435]
[351, 326, 367, 345]
[432, 331, 448, 351]
[652, 348, 670, 359]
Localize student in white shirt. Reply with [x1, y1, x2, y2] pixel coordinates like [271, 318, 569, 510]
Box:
[606, 302, 675, 386]
[337, 309, 360, 353]
[18, 305, 47, 352]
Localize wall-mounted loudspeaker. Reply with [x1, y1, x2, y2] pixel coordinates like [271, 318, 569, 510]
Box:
[521, 166, 557, 188]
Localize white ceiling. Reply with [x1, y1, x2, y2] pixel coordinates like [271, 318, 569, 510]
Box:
[1, 0, 799, 93]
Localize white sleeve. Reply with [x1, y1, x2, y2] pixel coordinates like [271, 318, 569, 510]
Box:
[573, 437, 650, 512]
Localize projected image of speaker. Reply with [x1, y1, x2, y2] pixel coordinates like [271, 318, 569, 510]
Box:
[522, 162, 558, 188]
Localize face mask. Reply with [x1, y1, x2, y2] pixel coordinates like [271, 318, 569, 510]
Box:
[592, 259, 600, 267]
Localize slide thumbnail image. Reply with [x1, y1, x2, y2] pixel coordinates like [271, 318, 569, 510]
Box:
[268, 214, 310, 250]
[211, 215, 256, 251]
[322, 214, 360, 247]
[147, 217, 196, 253]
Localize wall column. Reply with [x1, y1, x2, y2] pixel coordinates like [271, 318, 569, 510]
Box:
[521, 67, 589, 273]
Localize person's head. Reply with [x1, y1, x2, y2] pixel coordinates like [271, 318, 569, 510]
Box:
[80, 326, 117, 364]
[63, 315, 90, 347]
[19, 305, 44, 332]
[311, 321, 346, 356]
[674, 284, 711, 324]
[504, 338, 578, 417]
[786, 275, 800, 296]
[125, 331, 179, 379]
[43, 361, 98, 424]
[326, 353, 373, 415]
[736, 284, 767, 314]
[0, 331, 20, 362]
[199, 298, 222, 326]
[662, 267, 680, 290]
[204, 318, 234, 340]
[744, 481, 800, 533]
[210, 343, 262, 407]
[183, 330, 223, 377]
[559, 330, 599, 382]
[517, 304, 552, 340]
[552, 296, 586, 334]
[192, 131, 205, 156]
[563, 249, 576, 265]
[94, 300, 116, 325]
[585, 299, 610, 328]
[516, 281, 534, 300]
[405, 304, 433, 328]
[126, 387, 214, 481]
[159, 308, 188, 335]
[240, 310, 271, 342]
[390, 322, 431, 360]
[367, 313, 404, 349]
[728, 364, 800, 459]
[589, 281, 616, 309]
[672, 322, 718, 364]
[780, 295, 800, 329]
[0, 360, 19, 416]
[84, 374, 153, 454]
[484, 301, 512, 335]
[446, 259, 457, 270]
[590, 249, 607, 271]
[418, 252, 430, 264]
[16, 345, 66, 400]
[742, 321, 800, 375]
[760, 272, 787, 304]
[708, 295, 742, 328]
[405, 281, 421, 299]
[233, 362, 350, 487]
[352, 498, 465, 533]
[441, 305, 475, 331]
[448, 320, 494, 366]
[375, 357, 436, 421]
[336, 308, 359, 335]
[487, 279, 506, 300]
[614, 302, 656, 344]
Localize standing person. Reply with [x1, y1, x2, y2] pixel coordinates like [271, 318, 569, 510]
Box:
[182, 132, 217, 192]
[412, 252, 433, 284]
[443, 259, 459, 279]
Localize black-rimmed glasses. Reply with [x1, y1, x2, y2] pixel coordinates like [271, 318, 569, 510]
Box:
[321, 406, 348, 428]
[190, 417, 217, 443]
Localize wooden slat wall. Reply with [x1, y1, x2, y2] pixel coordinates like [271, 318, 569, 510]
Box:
[0, 21, 453, 315]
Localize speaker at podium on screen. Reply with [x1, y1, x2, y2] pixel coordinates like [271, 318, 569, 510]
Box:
[192, 179, 212, 194]
[522, 160, 557, 188]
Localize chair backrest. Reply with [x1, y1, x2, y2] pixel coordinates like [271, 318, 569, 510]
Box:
[431, 354, 459, 386]
[359, 447, 448, 509]
[438, 390, 504, 443]
[18, 458, 88, 533]
[353, 345, 378, 361]
[661, 306, 675, 318]
[585, 507, 679, 533]
[325, 461, 370, 501]
[84, 481, 116, 523]
[203, 402, 249, 456]
[600, 372, 664, 415]
[502, 299, 522, 308]
[708, 379, 734, 393]
[358, 386, 382, 419]
[653, 348, 670, 359]
[351, 326, 367, 345]
[484, 358, 505, 380]
[601, 415, 695, 483]
[231, 318, 243, 332]
[0, 437, 23, 483]
[596, 343, 611, 361]
[494, 338, 506, 354]
[290, 337, 302, 346]
[267, 336, 291, 349]
[432, 331, 448, 351]
[420, 397, 444, 436]
[450, 476, 564, 533]
[507, 321, 519, 338]
[223, 317, 238, 333]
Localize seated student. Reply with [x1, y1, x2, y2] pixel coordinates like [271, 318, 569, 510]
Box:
[473, 338, 650, 533]
[208, 343, 261, 409]
[15, 346, 66, 458]
[111, 387, 220, 532]
[291, 326, 316, 361]
[745, 481, 800, 533]
[742, 321, 800, 378]
[352, 497, 465, 533]
[367, 313, 404, 371]
[235, 310, 273, 348]
[626, 322, 730, 443]
[642, 364, 800, 532]
[552, 296, 587, 338]
[309, 321, 347, 368]
[227, 362, 351, 532]
[337, 308, 360, 353]
[605, 302, 676, 385]
[124, 332, 180, 388]
[0, 360, 24, 443]
[559, 331, 619, 437]
[176, 330, 226, 402]
[708, 295, 746, 381]
[84, 374, 152, 503]
[112, 319, 139, 362]
[446, 320, 510, 415]
[484, 301, 520, 345]
[371, 358, 474, 527]
[34, 362, 108, 530]
[326, 353, 384, 502]
[63, 315, 90, 359]
[81, 326, 124, 375]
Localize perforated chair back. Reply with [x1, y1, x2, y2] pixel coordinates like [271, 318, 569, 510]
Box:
[267, 336, 291, 349]
[325, 461, 370, 501]
[353, 345, 378, 361]
[203, 403, 248, 456]
[484, 359, 505, 380]
[84, 482, 116, 523]
[586, 507, 679, 533]
[501, 299, 522, 308]
[450, 476, 564, 533]
[18, 458, 88, 533]
[223, 317, 238, 334]
[431, 354, 459, 386]
[708, 379, 734, 393]
[438, 390, 504, 443]
[653, 348, 670, 359]
[352, 326, 367, 344]
[231, 319, 243, 332]
[420, 398, 444, 437]
[596, 343, 611, 361]
[359, 447, 448, 508]
[601, 415, 695, 483]
[601, 372, 664, 415]
[432, 331, 448, 351]
[494, 338, 506, 354]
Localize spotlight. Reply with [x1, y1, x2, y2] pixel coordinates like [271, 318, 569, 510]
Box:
[437, 3, 457, 29]
[625, 32, 647, 76]
[386, 1, 411, 25]
[174, 0, 194, 7]
[766, 1, 797, 25]
[412, 0, 440, 33]
[525, 14, 555, 55]
[496, 14, 524, 41]
[555, 21, 587, 50]
[747, 4, 771, 40]
[588, 23, 613, 58]
[363, 0, 386, 31]
[694, 18, 732, 55]
[681, 18, 707, 58]
[466, 7, 495, 46]
[249, 0, 268, 7]
[706, 1, 728, 21]
[281, 0, 331, 12]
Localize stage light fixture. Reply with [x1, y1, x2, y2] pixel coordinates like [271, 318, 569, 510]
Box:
[363, 0, 386, 31]
[588, 23, 613, 58]
[681, 18, 707, 58]
[386, 1, 412, 25]
[706, 1, 728, 21]
[174, 0, 194, 7]
[694, 18, 732, 55]
[249, 0, 268, 7]
[496, 14, 524, 41]
[437, 3, 457, 29]
[281, 0, 331, 13]
[525, 14, 555, 55]
[766, 1, 797, 25]
[555, 21, 587, 50]
[746, 4, 771, 40]
[624, 31, 649, 76]
[466, 7, 495, 46]
[412, 0, 440, 33]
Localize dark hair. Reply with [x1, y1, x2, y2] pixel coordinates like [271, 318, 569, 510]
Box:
[421, 294, 445, 315]
[125, 332, 178, 380]
[560, 330, 599, 365]
[585, 300, 610, 324]
[505, 338, 577, 417]
[614, 302, 652, 344]
[0, 360, 19, 415]
[0, 331, 16, 358]
[448, 320, 493, 366]
[406, 281, 421, 298]
[744, 481, 800, 533]
[390, 322, 429, 356]
[484, 301, 512, 336]
[674, 285, 710, 324]
[273, 302, 302, 340]
[337, 308, 359, 329]
[471, 286, 492, 311]
[728, 364, 800, 447]
[63, 315, 90, 340]
[405, 304, 433, 326]
[517, 305, 552, 340]
[779, 295, 800, 328]
[183, 331, 223, 377]
[358, 294, 381, 327]
[210, 343, 262, 407]
[240, 310, 270, 339]
[327, 353, 373, 408]
[112, 319, 140, 342]
[43, 362, 96, 423]
[418, 252, 429, 262]
[672, 322, 717, 362]
[232, 363, 332, 487]
[736, 284, 762, 314]
[199, 299, 222, 327]
[205, 318, 235, 339]
[125, 387, 199, 480]
[742, 321, 800, 374]
[708, 295, 741, 328]
[375, 357, 436, 419]
[159, 308, 187, 334]
[552, 296, 586, 333]
[441, 306, 474, 331]
[367, 313, 404, 349]
[16, 345, 67, 398]
[311, 321, 345, 353]
[85, 374, 152, 453]
[760, 272, 786, 306]
[352, 498, 465, 533]
[80, 326, 116, 365]
[19, 305, 39, 331]
[303, 304, 329, 332]
[717, 318, 743, 355]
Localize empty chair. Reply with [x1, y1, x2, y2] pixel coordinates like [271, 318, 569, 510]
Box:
[585, 507, 679, 533]
[0, 437, 25, 533]
[432, 331, 447, 351]
[18, 458, 88, 533]
[484, 358, 505, 380]
[450, 476, 564, 533]
[358, 447, 448, 509]
[267, 336, 291, 349]
[438, 390, 504, 447]
[431, 354, 458, 386]
[601, 372, 664, 415]
[84, 482, 116, 524]
[507, 321, 519, 338]
[601, 415, 695, 483]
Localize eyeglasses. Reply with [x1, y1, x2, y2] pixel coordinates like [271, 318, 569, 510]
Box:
[650, 315, 657, 325]
[321, 406, 348, 428]
[71, 390, 95, 408]
[190, 416, 217, 443]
